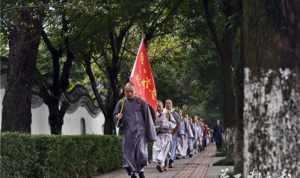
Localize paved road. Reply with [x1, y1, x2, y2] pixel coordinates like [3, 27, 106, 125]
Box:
[94, 144, 221, 178]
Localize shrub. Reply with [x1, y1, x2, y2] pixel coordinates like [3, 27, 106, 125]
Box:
[219, 168, 243, 178]
[0, 133, 122, 178]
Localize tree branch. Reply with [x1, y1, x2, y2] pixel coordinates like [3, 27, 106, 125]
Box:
[32, 68, 52, 104]
[83, 54, 105, 112]
[60, 46, 74, 92]
[144, 0, 183, 43]
[100, 45, 111, 75]
[202, 0, 224, 63]
[41, 28, 61, 95]
[91, 54, 108, 75]
[60, 12, 73, 92]
[116, 23, 132, 71]
[41, 29, 59, 57]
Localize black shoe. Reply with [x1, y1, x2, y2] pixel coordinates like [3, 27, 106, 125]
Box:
[138, 171, 145, 178]
[130, 174, 137, 178]
[176, 156, 181, 159]
[156, 165, 163, 172]
[125, 167, 132, 176]
[168, 160, 174, 168]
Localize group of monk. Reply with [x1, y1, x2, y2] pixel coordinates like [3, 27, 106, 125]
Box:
[152, 100, 211, 173]
[113, 83, 217, 178]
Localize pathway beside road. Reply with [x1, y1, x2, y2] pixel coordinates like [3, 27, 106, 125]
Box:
[94, 144, 232, 178]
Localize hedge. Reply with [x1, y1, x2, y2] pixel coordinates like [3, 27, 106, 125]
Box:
[0, 133, 122, 178]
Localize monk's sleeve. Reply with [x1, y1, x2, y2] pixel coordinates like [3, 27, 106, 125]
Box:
[174, 112, 180, 124]
[144, 105, 157, 142]
[169, 116, 177, 130]
[171, 112, 180, 134]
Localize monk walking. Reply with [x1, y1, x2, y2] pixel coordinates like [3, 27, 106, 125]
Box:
[114, 82, 156, 178]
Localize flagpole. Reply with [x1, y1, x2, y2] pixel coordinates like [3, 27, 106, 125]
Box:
[130, 38, 144, 79]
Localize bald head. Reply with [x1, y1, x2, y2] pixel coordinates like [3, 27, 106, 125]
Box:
[124, 82, 135, 99]
[165, 99, 173, 110]
[157, 100, 163, 113]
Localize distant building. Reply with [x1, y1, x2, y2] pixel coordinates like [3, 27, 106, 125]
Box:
[0, 59, 105, 135]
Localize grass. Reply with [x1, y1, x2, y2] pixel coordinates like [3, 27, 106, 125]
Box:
[213, 156, 234, 166]
[215, 151, 226, 157]
[215, 145, 227, 157]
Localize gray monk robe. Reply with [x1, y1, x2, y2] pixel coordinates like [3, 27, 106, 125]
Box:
[152, 112, 176, 167]
[113, 97, 157, 173]
[176, 118, 188, 157]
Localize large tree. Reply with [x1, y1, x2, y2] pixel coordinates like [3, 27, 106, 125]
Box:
[34, 1, 99, 134]
[37, 15, 74, 134]
[79, 0, 183, 134]
[1, 3, 43, 132]
[243, 0, 300, 177]
[200, 0, 243, 170]
[29, 1, 78, 134]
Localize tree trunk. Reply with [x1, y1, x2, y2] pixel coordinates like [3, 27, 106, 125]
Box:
[47, 99, 68, 135]
[104, 70, 119, 135]
[222, 64, 236, 128]
[84, 58, 115, 134]
[48, 100, 61, 134]
[1, 8, 42, 133]
[220, 23, 239, 170]
[103, 107, 115, 135]
[202, 0, 238, 127]
[233, 42, 244, 173]
[243, 0, 300, 177]
[222, 66, 237, 163]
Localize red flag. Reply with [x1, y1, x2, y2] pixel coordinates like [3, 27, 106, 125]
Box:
[130, 39, 158, 111]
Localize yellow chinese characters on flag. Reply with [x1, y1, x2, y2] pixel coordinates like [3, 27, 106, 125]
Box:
[130, 39, 158, 111]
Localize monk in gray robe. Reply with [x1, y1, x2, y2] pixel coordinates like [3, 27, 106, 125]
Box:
[164, 99, 181, 168]
[113, 83, 156, 178]
[187, 117, 195, 157]
[192, 116, 201, 153]
[152, 101, 176, 172]
[176, 112, 189, 158]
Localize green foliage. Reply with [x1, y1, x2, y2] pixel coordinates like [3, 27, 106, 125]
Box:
[149, 33, 223, 120]
[0, 133, 122, 178]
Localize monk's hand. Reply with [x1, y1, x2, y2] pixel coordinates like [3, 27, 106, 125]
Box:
[116, 113, 123, 120]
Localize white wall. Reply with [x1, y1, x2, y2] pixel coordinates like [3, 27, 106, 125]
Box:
[31, 104, 51, 134]
[0, 88, 105, 135]
[62, 107, 105, 135]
